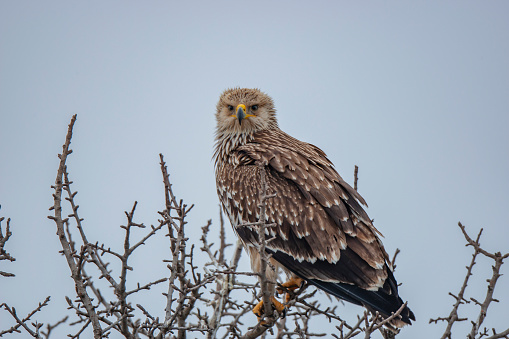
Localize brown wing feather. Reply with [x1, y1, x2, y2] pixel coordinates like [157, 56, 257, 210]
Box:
[217, 129, 388, 289]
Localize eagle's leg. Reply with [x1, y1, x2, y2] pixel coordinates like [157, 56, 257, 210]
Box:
[277, 276, 305, 303]
[247, 247, 287, 322]
[252, 295, 286, 319]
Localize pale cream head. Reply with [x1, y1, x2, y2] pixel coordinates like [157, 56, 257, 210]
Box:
[215, 88, 278, 135]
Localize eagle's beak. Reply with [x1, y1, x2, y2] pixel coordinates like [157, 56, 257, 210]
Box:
[236, 104, 246, 125]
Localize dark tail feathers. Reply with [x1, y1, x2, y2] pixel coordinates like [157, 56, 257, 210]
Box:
[307, 268, 415, 325]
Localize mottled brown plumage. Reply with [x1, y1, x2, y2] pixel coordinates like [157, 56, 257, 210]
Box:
[214, 88, 414, 325]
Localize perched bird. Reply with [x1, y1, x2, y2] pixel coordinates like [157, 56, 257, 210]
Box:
[213, 88, 415, 327]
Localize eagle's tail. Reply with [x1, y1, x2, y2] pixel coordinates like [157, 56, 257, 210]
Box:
[307, 268, 415, 326]
[268, 249, 415, 326]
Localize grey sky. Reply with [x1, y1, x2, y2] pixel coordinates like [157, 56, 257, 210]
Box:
[1, 1, 508, 338]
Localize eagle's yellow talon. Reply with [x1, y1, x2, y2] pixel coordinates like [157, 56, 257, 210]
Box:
[271, 296, 286, 313]
[252, 300, 264, 317]
[277, 277, 304, 293]
[277, 277, 305, 302]
[252, 296, 286, 322]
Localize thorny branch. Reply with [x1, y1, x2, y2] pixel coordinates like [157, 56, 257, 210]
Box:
[430, 222, 509, 339]
[0, 213, 15, 277]
[47, 114, 103, 338]
[354, 165, 359, 192]
[0, 297, 51, 338]
[45, 116, 176, 338]
[158, 153, 204, 339]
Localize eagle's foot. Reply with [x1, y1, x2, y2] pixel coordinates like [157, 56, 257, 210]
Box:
[277, 277, 305, 303]
[253, 296, 286, 325]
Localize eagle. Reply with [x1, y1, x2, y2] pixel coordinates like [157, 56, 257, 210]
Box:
[213, 88, 415, 327]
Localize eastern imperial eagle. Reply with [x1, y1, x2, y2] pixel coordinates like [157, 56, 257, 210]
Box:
[213, 88, 415, 327]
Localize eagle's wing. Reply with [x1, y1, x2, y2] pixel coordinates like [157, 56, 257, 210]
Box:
[217, 128, 415, 323]
[217, 128, 388, 290]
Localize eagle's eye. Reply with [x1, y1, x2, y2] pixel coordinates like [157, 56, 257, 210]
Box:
[228, 105, 234, 111]
[251, 105, 258, 111]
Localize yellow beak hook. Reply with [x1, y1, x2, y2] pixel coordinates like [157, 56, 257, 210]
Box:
[236, 104, 246, 125]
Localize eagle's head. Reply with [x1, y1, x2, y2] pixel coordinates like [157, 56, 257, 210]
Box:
[215, 88, 278, 136]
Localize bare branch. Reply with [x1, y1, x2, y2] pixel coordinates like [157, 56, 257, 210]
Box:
[0, 296, 51, 338]
[431, 222, 509, 339]
[40, 316, 68, 339]
[458, 222, 509, 261]
[354, 165, 359, 191]
[208, 240, 244, 338]
[0, 215, 15, 277]
[365, 302, 407, 336]
[485, 327, 509, 339]
[47, 114, 102, 338]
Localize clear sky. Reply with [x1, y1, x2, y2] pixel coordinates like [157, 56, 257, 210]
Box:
[1, 1, 508, 338]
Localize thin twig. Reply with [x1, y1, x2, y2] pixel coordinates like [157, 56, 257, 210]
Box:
[354, 165, 359, 191]
[0, 215, 15, 277]
[0, 296, 51, 338]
